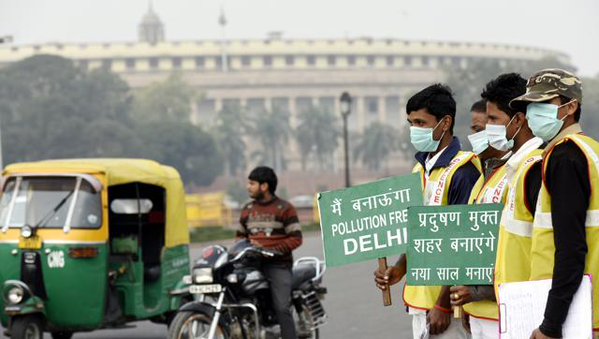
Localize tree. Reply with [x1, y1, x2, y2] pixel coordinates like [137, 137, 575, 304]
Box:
[134, 121, 223, 187]
[130, 72, 197, 123]
[0, 55, 224, 187]
[580, 75, 599, 139]
[295, 104, 340, 170]
[214, 103, 248, 176]
[0, 55, 136, 164]
[353, 122, 398, 171]
[248, 106, 290, 173]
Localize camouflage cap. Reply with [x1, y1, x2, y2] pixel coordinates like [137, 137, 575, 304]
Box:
[510, 68, 582, 108]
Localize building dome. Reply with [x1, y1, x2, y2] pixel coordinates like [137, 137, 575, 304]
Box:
[138, 2, 165, 45]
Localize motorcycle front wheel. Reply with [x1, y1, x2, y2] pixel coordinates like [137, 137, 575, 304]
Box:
[167, 311, 228, 339]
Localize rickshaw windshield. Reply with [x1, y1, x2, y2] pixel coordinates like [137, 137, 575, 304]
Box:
[0, 176, 102, 230]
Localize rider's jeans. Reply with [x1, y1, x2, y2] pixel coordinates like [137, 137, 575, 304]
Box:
[262, 263, 297, 339]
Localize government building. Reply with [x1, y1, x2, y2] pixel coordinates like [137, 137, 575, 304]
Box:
[0, 6, 570, 173]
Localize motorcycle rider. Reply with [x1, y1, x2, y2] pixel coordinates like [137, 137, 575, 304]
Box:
[235, 166, 303, 339]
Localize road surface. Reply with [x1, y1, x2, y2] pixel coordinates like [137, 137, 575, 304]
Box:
[23, 232, 414, 339]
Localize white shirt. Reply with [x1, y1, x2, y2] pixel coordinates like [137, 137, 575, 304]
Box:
[424, 146, 449, 179]
[505, 137, 544, 183]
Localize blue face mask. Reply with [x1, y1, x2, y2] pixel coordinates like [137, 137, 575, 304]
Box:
[410, 118, 446, 152]
[526, 101, 573, 142]
[467, 130, 489, 155]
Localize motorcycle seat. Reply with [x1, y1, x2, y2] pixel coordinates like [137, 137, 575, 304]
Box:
[292, 265, 316, 289]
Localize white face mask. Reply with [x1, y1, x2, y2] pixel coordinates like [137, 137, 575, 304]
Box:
[467, 130, 489, 155]
[485, 115, 521, 152]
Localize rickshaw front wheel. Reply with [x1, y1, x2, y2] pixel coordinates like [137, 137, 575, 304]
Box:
[11, 315, 44, 339]
[51, 331, 73, 339]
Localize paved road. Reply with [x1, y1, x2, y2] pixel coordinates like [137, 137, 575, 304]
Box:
[25, 232, 413, 339]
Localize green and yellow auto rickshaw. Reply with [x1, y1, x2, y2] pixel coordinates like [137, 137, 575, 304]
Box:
[0, 159, 191, 339]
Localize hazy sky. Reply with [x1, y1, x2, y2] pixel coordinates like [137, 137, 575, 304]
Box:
[1, 0, 598, 76]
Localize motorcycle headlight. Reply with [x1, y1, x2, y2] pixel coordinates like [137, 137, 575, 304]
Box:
[193, 268, 213, 284]
[21, 226, 32, 239]
[226, 273, 238, 284]
[7, 287, 24, 304]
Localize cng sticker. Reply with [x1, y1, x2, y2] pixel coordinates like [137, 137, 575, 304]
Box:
[47, 251, 65, 268]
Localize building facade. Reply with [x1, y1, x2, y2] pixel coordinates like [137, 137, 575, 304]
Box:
[0, 8, 570, 171]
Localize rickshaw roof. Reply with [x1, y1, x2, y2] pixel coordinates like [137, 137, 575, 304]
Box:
[3, 158, 190, 248]
[3, 158, 180, 187]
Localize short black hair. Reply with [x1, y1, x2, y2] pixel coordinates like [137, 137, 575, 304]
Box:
[470, 99, 487, 113]
[406, 84, 456, 133]
[558, 95, 582, 122]
[480, 73, 526, 118]
[248, 166, 278, 194]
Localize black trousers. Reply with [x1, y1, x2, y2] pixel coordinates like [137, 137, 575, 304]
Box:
[262, 263, 297, 339]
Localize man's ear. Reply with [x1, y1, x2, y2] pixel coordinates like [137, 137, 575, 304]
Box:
[442, 115, 453, 132]
[566, 100, 579, 116]
[260, 182, 269, 193]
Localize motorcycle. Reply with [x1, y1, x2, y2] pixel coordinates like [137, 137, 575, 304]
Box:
[168, 240, 327, 339]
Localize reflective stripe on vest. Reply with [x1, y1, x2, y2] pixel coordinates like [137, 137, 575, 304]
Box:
[530, 134, 599, 329]
[463, 163, 508, 320]
[404, 151, 482, 310]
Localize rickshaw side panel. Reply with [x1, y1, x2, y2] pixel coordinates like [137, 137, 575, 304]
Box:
[111, 244, 189, 319]
[41, 242, 109, 329]
[0, 240, 21, 327]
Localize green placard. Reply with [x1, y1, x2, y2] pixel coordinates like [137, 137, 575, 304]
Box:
[406, 204, 503, 286]
[318, 173, 423, 267]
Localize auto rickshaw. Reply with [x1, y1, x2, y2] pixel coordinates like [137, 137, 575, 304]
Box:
[0, 159, 191, 339]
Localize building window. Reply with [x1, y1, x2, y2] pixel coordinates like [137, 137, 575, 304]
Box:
[422, 56, 429, 67]
[285, 55, 294, 66]
[307, 55, 316, 66]
[367, 55, 375, 66]
[172, 57, 182, 69]
[102, 59, 112, 70]
[272, 97, 290, 113]
[149, 57, 159, 69]
[386, 56, 394, 67]
[404, 56, 412, 67]
[327, 55, 336, 66]
[195, 56, 205, 69]
[263, 56, 272, 67]
[366, 97, 379, 115]
[79, 60, 88, 71]
[126, 58, 136, 70]
[241, 56, 251, 67]
[348, 55, 356, 66]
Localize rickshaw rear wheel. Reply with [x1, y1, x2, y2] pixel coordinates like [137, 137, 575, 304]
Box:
[51, 331, 74, 339]
[11, 315, 44, 339]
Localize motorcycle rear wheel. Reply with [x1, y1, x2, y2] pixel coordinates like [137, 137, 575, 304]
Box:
[167, 311, 228, 339]
[294, 306, 320, 339]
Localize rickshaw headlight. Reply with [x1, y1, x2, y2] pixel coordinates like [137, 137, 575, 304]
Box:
[192, 268, 213, 284]
[7, 287, 24, 304]
[21, 226, 32, 239]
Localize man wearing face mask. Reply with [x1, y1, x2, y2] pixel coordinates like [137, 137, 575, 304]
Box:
[374, 84, 483, 339]
[509, 69, 599, 339]
[467, 100, 510, 179]
[451, 73, 544, 339]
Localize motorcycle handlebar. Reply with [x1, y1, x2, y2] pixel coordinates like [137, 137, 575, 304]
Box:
[231, 246, 281, 262]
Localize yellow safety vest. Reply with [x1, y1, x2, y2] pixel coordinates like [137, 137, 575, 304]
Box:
[494, 149, 543, 296]
[403, 151, 483, 310]
[530, 133, 599, 330]
[463, 163, 509, 320]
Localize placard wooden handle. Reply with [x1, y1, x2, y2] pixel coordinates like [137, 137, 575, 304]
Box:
[378, 257, 392, 306]
[454, 306, 463, 318]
